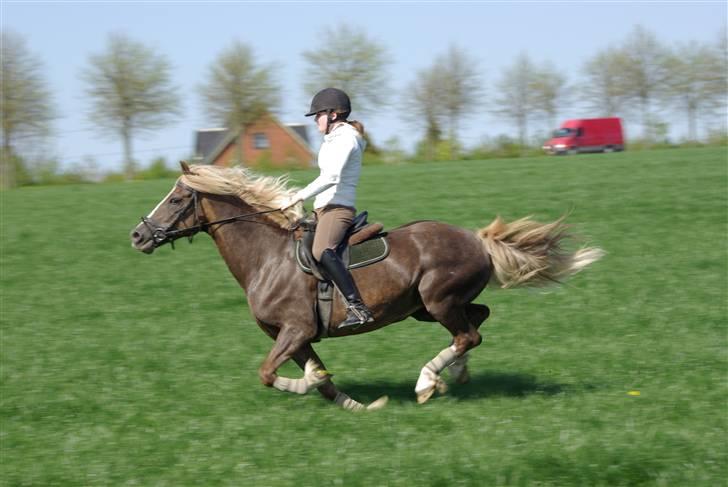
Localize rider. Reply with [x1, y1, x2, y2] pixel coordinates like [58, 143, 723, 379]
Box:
[280, 87, 374, 329]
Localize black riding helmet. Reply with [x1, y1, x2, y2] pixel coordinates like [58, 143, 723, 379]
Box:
[305, 88, 351, 117]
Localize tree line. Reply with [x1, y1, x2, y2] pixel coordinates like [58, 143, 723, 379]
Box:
[1, 25, 726, 188]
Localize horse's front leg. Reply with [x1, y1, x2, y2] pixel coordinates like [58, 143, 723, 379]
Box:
[290, 344, 388, 411]
[258, 326, 329, 395]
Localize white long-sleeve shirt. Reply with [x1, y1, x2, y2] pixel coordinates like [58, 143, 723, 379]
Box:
[295, 122, 366, 210]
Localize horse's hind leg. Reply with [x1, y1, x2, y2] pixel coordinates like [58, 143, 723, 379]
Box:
[415, 303, 489, 403]
[447, 303, 490, 384]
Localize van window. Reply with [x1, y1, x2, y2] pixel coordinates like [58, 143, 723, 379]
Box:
[576, 128, 584, 137]
[553, 128, 573, 137]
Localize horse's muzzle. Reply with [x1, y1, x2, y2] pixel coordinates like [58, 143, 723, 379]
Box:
[130, 223, 156, 254]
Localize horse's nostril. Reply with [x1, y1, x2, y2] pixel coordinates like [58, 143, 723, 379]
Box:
[131, 230, 145, 244]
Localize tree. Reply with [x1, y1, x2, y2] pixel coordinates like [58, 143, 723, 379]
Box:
[401, 66, 444, 160]
[401, 45, 482, 160]
[492, 52, 538, 147]
[433, 45, 483, 159]
[661, 40, 723, 141]
[81, 33, 181, 179]
[1, 31, 55, 188]
[198, 41, 280, 165]
[529, 61, 567, 133]
[619, 26, 669, 139]
[302, 26, 390, 115]
[709, 27, 728, 135]
[580, 46, 630, 117]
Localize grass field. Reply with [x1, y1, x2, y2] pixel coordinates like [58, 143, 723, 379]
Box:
[1, 147, 726, 486]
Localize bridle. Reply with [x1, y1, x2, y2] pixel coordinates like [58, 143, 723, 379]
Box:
[140, 181, 283, 249]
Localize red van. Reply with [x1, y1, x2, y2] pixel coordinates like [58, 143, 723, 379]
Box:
[542, 118, 624, 155]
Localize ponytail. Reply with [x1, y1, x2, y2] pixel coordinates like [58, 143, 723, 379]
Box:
[347, 120, 365, 135]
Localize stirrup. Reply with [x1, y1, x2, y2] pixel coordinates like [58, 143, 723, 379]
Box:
[338, 303, 374, 329]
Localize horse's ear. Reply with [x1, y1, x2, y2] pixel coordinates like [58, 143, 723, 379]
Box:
[180, 161, 192, 174]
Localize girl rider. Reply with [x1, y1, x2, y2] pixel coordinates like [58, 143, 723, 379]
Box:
[280, 88, 374, 329]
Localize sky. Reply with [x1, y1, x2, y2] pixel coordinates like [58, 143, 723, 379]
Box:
[3, 1, 726, 172]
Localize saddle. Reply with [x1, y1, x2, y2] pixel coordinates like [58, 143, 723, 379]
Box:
[293, 211, 389, 339]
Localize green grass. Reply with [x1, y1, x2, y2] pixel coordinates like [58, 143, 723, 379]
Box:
[1, 148, 726, 486]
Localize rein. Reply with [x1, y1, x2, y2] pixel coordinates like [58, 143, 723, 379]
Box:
[140, 182, 284, 249]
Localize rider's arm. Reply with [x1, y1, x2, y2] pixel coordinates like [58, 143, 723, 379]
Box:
[294, 131, 357, 202]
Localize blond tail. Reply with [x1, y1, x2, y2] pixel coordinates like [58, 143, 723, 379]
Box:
[477, 215, 604, 289]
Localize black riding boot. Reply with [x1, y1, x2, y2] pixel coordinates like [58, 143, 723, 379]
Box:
[319, 249, 374, 329]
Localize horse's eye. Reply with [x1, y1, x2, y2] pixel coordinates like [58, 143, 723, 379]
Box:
[169, 197, 182, 205]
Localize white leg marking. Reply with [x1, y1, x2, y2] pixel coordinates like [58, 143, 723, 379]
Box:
[415, 345, 458, 403]
[335, 392, 389, 412]
[273, 359, 330, 395]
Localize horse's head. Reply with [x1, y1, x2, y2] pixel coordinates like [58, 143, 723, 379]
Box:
[130, 162, 205, 254]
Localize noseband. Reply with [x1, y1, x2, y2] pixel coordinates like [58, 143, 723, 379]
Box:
[140, 182, 283, 249]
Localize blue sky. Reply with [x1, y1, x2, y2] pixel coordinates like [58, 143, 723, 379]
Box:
[3, 1, 726, 171]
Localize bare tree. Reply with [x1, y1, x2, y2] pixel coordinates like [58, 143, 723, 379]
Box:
[1, 31, 55, 188]
[530, 61, 567, 133]
[492, 52, 538, 146]
[81, 33, 181, 179]
[619, 26, 669, 139]
[400, 66, 444, 160]
[661, 40, 723, 141]
[580, 46, 630, 117]
[302, 26, 390, 115]
[401, 45, 482, 160]
[710, 27, 728, 134]
[198, 41, 280, 165]
[434, 45, 483, 158]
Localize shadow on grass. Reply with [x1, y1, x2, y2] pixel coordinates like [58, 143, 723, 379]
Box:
[338, 371, 587, 403]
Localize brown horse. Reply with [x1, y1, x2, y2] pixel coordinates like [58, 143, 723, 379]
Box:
[130, 162, 603, 410]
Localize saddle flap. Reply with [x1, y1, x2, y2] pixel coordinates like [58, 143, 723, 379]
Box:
[295, 235, 389, 276]
[294, 210, 388, 278]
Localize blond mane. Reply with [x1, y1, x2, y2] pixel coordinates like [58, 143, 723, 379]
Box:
[180, 164, 304, 227]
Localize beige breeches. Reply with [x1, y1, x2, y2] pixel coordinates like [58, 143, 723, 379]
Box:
[313, 205, 355, 261]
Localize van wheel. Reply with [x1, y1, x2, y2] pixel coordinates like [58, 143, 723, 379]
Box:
[604, 146, 614, 153]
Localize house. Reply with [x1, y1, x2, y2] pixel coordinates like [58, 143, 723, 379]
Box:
[192, 113, 315, 168]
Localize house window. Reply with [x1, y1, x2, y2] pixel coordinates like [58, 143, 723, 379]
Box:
[253, 133, 270, 149]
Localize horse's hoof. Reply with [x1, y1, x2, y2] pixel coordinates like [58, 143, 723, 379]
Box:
[454, 369, 470, 384]
[435, 377, 448, 394]
[416, 386, 436, 404]
[366, 396, 389, 411]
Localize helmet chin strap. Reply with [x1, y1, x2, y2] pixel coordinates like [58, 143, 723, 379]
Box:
[325, 110, 337, 135]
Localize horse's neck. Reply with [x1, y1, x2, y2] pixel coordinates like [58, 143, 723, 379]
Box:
[201, 195, 289, 290]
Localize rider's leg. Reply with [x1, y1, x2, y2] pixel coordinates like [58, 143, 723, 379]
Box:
[313, 206, 374, 329]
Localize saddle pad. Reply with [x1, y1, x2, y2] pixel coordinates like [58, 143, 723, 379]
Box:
[296, 236, 390, 275]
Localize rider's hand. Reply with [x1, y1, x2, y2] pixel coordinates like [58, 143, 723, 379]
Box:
[279, 196, 301, 211]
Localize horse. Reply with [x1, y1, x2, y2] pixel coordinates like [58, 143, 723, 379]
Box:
[130, 162, 604, 411]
